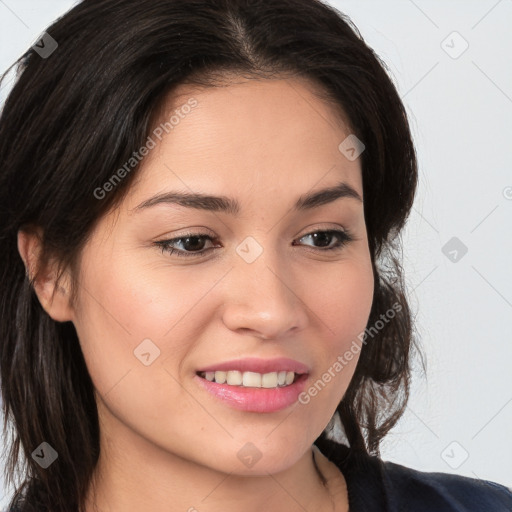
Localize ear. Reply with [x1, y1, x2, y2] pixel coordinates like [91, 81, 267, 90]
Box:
[17, 227, 74, 323]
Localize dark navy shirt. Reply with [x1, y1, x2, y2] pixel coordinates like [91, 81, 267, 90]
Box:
[320, 438, 512, 511]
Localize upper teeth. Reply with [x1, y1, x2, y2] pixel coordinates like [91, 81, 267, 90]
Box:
[201, 370, 296, 388]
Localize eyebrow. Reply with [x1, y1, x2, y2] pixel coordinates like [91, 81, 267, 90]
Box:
[133, 180, 362, 215]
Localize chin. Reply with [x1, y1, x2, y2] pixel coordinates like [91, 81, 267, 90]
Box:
[198, 433, 314, 476]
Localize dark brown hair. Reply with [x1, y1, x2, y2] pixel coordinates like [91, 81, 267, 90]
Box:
[0, 0, 420, 510]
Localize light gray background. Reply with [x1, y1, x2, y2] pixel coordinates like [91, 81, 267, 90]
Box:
[1, 0, 511, 506]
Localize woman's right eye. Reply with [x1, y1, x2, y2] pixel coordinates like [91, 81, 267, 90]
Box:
[154, 233, 217, 258]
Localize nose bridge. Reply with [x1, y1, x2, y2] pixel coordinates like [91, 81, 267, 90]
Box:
[236, 234, 291, 303]
[222, 233, 308, 337]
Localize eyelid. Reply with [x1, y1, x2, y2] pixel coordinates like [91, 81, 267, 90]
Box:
[296, 222, 349, 238]
[162, 226, 217, 239]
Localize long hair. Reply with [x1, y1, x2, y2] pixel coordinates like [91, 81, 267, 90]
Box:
[0, 0, 420, 510]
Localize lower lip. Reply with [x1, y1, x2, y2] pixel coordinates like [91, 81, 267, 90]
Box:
[194, 373, 309, 413]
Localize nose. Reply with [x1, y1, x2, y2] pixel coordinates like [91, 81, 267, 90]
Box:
[221, 243, 310, 340]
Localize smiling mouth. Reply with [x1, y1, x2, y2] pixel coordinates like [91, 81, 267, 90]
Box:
[196, 370, 303, 388]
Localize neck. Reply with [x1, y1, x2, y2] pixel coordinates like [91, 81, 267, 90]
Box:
[84, 408, 344, 512]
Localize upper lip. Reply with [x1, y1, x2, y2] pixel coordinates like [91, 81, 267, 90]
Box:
[196, 357, 310, 375]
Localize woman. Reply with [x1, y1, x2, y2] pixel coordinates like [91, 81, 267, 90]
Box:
[0, 0, 510, 511]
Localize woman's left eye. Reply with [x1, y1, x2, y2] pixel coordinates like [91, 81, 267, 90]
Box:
[154, 229, 354, 258]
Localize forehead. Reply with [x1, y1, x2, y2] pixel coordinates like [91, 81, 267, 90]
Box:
[126, 76, 362, 206]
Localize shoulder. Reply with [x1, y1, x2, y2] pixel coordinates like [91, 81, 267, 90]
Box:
[317, 439, 512, 512]
[378, 456, 512, 512]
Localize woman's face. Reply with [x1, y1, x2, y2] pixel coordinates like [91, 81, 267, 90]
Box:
[70, 77, 374, 475]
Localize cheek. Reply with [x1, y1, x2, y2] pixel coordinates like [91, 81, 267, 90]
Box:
[300, 258, 374, 409]
[312, 257, 375, 348]
[71, 248, 228, 395]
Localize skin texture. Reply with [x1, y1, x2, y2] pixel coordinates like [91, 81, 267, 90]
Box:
[18, 77, 374, 512]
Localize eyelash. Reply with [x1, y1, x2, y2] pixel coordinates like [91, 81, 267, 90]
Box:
[154, 229, 354, 258]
